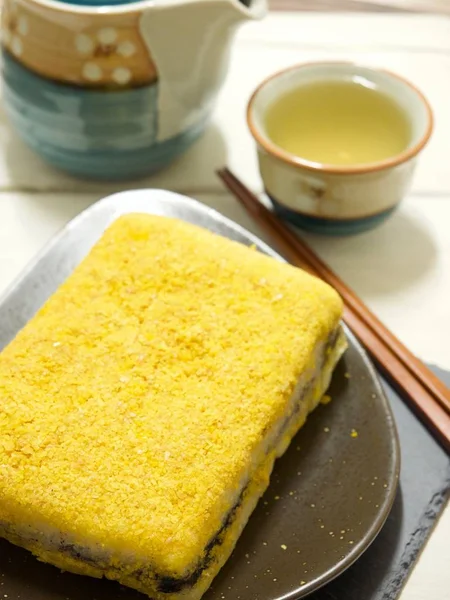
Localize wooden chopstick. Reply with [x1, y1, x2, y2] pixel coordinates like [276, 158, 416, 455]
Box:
[217, 167, 450, 454]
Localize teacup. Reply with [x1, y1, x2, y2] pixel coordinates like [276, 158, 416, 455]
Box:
[247, 62, 433, 235]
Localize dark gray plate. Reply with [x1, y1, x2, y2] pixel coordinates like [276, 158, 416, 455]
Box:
[0, 190, 400, 600]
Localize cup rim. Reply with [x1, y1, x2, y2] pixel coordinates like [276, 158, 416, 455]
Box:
[247, 61, 434, 175]
[11, 0, 145, 15]
[13, 0, 254, 17]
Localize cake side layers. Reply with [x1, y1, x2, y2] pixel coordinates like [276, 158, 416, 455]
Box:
[0, 327, 347, 600]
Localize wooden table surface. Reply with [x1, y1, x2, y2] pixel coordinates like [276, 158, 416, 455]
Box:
[270, 0, 450, 14]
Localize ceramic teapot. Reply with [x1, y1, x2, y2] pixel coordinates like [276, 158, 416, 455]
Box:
[1, 0, 266, 179]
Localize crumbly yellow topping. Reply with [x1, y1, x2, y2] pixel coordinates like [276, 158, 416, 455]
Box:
[0, 214, 343, 576]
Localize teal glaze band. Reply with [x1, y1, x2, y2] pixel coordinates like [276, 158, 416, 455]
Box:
[2, 51, 207, 180]
[269, 195, 397, 236]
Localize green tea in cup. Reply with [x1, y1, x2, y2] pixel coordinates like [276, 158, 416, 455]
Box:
[247, 63, 433, 234]
[264, 79, 412, 166]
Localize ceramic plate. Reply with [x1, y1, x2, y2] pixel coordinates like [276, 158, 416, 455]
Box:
[0, 190, 400, 600]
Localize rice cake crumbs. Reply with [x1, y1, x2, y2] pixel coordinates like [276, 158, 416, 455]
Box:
[0, 214, 344, 596]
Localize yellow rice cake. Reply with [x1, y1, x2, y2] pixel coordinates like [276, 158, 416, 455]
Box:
[0, 214, 346, 600]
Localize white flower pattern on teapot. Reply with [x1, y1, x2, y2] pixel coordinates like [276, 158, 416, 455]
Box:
[2, 1, 29, 58]
[75, 28, 136, 85]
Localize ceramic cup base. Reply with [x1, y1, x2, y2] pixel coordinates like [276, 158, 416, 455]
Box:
[269, 195, 397, 235]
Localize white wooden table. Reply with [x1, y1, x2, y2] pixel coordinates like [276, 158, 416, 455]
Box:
[0, 12, 448, 600]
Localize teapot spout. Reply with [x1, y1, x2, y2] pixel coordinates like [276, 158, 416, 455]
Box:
[139, 0, 267, 141]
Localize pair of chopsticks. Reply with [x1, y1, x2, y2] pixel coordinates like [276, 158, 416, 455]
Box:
[217, 167, 450, 454]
